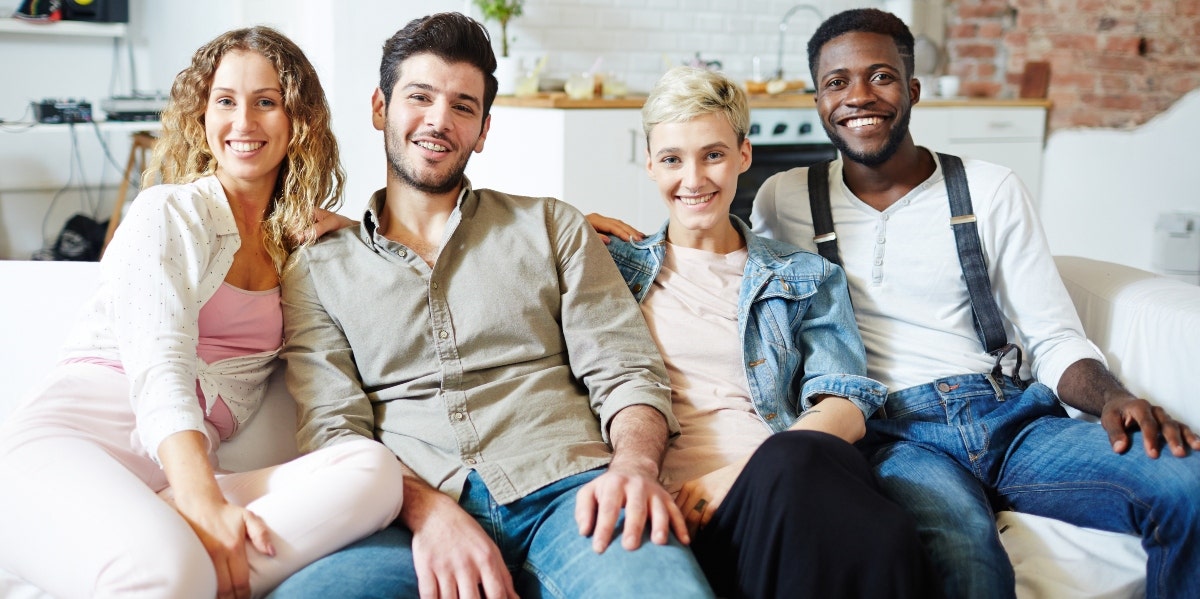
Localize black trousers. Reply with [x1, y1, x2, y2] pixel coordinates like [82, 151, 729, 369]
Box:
[690, 430, 940, 599]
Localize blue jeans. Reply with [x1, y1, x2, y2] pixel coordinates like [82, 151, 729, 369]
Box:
[270, 468, 713, 598]
[862, 374, 1200, 599]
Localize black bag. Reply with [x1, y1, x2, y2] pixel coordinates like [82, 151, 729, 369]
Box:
[33, 213, 109, 262]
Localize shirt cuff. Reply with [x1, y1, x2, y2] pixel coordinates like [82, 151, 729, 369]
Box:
[801, 374, 888, 420]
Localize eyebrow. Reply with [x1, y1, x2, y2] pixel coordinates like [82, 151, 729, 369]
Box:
[654, 141, 731, 158]
[210, 86, 283, 95]
[820, 63, 902, 79]
[403, 82, 482, 109]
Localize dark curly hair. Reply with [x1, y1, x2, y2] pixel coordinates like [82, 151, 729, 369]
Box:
[807, 8, 915, 83]
[379, 12, 498, 121]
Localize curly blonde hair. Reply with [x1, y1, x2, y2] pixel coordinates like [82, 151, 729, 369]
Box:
[145, 26, 345, 272]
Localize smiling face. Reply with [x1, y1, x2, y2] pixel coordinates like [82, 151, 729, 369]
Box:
[647, 112, 751, 250]
[204, 50, 291, 196]
[813, 31, 920, 167]
[373, 53, 490, 196]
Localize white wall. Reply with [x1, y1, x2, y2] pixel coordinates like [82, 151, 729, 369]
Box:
[1039, 88, 1200, 275]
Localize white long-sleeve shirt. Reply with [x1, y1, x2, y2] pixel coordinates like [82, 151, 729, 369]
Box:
[61, 176, 279, 461]
[751, 153, 1100, 393]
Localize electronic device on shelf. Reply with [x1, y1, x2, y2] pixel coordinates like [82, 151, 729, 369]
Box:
[101, 95, 167, 122]
[32, 98, 93, 124]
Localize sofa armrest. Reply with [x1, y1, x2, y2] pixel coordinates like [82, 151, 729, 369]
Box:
[1054, 255, 1200, 429]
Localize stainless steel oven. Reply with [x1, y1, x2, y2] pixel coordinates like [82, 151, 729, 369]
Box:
[734, 107, 837, 224]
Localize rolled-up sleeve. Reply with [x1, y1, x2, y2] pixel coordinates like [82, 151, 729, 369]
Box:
[280, 248, 378, 453]
[797, 263, 888, 419]
[549, 201, 678, 442]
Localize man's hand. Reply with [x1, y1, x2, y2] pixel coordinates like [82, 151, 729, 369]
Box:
[574, 405, 686, 553]
[1099, 396, 1200, 458]
[574, 461, 687, 553]
[401, 474, 518, 599]
[307, 208, 358, 242]
[674, 458, 747, 538]
[585, 213, 644, 245]
[1058, 358, 1200, 458]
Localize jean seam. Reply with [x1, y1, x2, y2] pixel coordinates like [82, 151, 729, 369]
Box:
[522, 560, 565, 598]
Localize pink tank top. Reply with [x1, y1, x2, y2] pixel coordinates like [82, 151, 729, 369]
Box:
[70, 282, 282, 440]
[195, 282, 283, 438]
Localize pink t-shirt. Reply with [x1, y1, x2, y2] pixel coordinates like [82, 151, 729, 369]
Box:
[640, 243, 768, 494]
[69, 282, 281, 441]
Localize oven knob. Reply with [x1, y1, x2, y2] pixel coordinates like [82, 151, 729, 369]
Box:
[799, 122, 812, 135]
[772, 123, 787, 135]
[749, 123, 761, 136]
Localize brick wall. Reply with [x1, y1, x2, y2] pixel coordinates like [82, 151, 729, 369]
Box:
[946, 0, 1200, 130]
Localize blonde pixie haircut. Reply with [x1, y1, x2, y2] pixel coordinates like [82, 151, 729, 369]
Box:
[641, 66, 750, 143]
[146, 26, 345, 272]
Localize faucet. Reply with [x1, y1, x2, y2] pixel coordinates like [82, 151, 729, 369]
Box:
[776, 3, 824, 81]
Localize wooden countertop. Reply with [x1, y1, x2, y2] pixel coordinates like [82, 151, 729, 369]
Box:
[493, 93, 1052, 109]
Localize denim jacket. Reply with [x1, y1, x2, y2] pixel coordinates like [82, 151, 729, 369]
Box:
[607, 217, 887, 432]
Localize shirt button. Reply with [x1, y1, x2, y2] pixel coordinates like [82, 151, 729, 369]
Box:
[398, 248, 407, 257]
[453, 411, 465, 421]
[631, 283, 642, 294]
[432, 282, 439, 290]
[465, 457, 477, 465]
[937, 382, 951, 392]
[877, 237, 885, 244]
[874, 259, 883, 265]
[764, 413, 777, 420]
[881, 214, 889, 221]
[438, 330, 449, 339]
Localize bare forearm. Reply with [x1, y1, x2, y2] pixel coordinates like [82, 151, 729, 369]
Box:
[787, 395, 866, 443]
[607, 404, 670, 478]
[1056, 358, 1132, 416]
[157, 430, 225, 511]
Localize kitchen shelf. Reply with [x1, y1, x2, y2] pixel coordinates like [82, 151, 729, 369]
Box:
[0, 17, 126, 38]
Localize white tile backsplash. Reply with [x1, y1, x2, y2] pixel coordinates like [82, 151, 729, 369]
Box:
[485, 0, 889, 94]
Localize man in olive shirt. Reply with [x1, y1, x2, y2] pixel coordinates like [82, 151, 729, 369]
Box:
[273, 13, 711, 599]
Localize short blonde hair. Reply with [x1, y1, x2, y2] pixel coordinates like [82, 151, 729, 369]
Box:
[147, 26, 345, 273]
[641, 66, 749, 143]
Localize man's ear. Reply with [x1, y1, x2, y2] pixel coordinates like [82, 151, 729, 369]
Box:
[474, 114, 491, 153]
[909, 75, 922, 106]
[371, 88, 387, 131]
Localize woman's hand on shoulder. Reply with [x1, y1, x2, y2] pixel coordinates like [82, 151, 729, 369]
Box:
[308, 208, 358, 242]
[586, 213, 644, 245]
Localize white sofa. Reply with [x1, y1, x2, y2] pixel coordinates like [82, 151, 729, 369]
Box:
[1, 256, 1197, 598]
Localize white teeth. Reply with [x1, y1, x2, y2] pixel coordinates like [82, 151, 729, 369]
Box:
[416, 140, 448, 152]
[846, 117, 883, 128]
[678, 193, 714, 206]
[229, 141, 264, 152]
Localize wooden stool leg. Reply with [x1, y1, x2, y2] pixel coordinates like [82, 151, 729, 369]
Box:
[101, 134, 148, 257]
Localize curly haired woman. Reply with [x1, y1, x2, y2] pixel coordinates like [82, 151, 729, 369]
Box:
[0, 27, 403, 599]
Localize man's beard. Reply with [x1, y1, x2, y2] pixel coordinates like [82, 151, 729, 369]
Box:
[385, 125, 473, 195]
[823, 108, 911, 168]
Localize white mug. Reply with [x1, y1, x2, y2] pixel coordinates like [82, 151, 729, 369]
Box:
[937, 75, 961, 98]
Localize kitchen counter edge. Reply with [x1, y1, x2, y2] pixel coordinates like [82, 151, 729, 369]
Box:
[493, 94, 1052, 109]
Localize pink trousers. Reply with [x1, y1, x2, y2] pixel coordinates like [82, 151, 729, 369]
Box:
[0, 363, 404, 598]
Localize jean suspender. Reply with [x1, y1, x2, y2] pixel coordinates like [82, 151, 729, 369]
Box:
[806, 155, 1022, 383]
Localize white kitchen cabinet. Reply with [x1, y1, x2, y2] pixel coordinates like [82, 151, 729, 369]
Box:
[466, 107, 666, 232]
[910, 104, 1048, 204]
